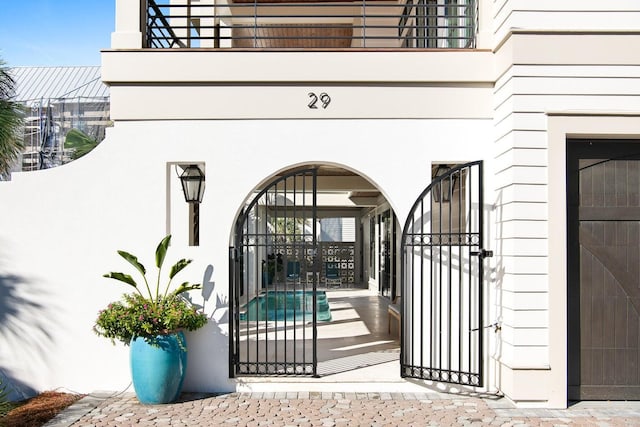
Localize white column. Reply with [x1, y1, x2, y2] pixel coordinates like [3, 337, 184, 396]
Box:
[476, 0, 491, 49]
[111, 0, 143, 48]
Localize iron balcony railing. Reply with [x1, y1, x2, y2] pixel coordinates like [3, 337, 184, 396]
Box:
[142, 0, 477, 49]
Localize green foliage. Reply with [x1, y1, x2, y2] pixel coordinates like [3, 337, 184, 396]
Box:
[269, 217, 307, 238]
[64, 128, 99, 160]
[0, 58, 24, 178]
[94, 293, 207, 346]
[102, 272, 137, 288]
[94, 235, 207, 346]
[0, 376, 13, 418]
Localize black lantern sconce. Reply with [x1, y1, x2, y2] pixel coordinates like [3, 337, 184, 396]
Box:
[432, 164, 458, 203]
[179, 165, 205, 245]
[180, 164, 206, 203]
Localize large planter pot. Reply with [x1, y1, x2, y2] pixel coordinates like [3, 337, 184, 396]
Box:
[130, 331, 187, 404]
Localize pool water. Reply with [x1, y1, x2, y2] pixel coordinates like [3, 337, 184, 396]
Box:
[240, 290, 331, 322]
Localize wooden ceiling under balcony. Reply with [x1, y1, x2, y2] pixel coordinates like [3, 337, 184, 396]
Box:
[231, 24, 353, 48]
[233, 0, 368, 3]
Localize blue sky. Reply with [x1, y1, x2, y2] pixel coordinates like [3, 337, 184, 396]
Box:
[0, 1, 115, 66]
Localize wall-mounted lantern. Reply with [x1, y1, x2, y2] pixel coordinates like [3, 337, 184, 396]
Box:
[180, 164, 206, 203]
[179, 164, 205, 245]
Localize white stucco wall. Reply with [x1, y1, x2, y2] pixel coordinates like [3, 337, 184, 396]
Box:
[0, 118, 493, 396]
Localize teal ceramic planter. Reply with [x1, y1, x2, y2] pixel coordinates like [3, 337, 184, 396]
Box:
[130, 331, 187, 404]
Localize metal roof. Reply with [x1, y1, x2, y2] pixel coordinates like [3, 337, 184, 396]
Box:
[10, 66, 109, 106]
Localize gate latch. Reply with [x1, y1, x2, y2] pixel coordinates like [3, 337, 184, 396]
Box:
[471, 249, 493, 259]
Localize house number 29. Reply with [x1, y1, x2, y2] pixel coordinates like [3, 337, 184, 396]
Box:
[308, 92, 331, 109]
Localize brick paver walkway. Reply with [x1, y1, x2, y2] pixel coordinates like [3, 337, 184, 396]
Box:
[46, 391, 640, 426]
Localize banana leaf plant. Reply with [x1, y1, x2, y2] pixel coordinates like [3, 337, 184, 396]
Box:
[94, 235, 207, 345]
[64, 129, 99, 160]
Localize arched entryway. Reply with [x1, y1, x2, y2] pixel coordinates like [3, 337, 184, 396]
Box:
[228, 164, 401, 378]
[228, 161, 489, 387]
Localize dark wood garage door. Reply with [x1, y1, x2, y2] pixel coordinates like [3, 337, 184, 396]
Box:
[568, 139, 640, 400]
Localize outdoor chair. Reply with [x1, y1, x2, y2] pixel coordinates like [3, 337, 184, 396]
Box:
[324, 262, 341, 288]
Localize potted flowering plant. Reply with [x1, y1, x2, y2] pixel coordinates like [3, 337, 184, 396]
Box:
[94, 235, 207, 404]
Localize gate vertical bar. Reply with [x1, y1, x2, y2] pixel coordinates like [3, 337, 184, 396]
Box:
[458, 170, 463, 379]
[257, 198, 263, 374]
[273, 181, 278, 373]
[467, 168, 472, 378]
[422, 197, 426, 376]
[292, 174, 297, 370]
[312, 169, 319, 377]
[476, 161, 484, 383]
[303, 173, 307, 371]
[247, 207, 254, 373]
[438, 176, 443, 378]
[447, 173, 453, 379]
[283, 177, 288, 372]
[229, 246, 236, 378]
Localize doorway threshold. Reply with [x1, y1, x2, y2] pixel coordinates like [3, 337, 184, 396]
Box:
[235, 361, 431, 393]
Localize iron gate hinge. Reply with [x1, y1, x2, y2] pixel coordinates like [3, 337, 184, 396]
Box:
[471, 249, 493, 259]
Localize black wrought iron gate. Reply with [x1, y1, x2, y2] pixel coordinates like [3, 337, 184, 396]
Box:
[401, 161, 488, 386]
[230, 168, 319, 377]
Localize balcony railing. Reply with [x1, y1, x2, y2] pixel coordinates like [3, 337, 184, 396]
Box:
[143, 0, 477, 49]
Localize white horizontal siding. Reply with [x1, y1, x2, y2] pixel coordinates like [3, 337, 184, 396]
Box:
[498, 273, 549, 293]
[501, 307, 549, 329]
[494, 78, 516, 110]
[494, 64, 640, 104]
[508, 77, 640, 95]
[493, 166, 547, 189]
[498, 220, 547, 239]
[496, 201, 547, 221]
[494, 66, 640, 114]
[495, 113, 548, 140]
[500, 255, 548, 274]
[509, 65, 640, 79]
[493, 0, 640, 45]
[497, 341, 549, 369]
[502, 289, 548, 310]
[500, 95, 640, 116]
[501, 324, 549, 346]
[497, 237, 548, 256]
[492, 57, 550, 368]
[494, 148, 547, 172]
[495, 132, 548, 157]
[495, 184, 547, 204]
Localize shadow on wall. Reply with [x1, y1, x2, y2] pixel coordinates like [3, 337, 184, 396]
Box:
[0, 257, 58, 401]
[490, 191, 505, 396]
[184, 265, 233, 393]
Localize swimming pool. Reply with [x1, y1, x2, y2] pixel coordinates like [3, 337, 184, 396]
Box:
[240, 290, 331, 322]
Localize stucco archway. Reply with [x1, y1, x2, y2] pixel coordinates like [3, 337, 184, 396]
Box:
[228, 163, 402, 380]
